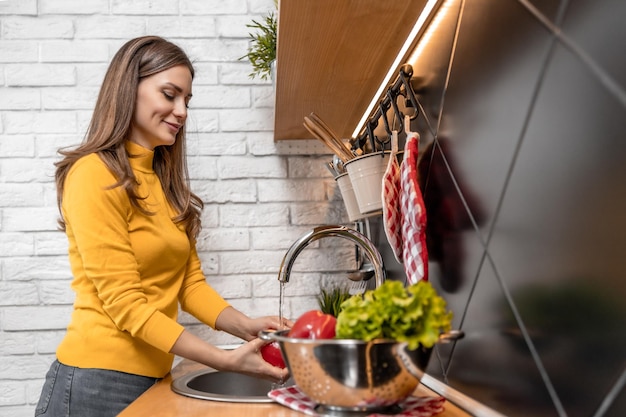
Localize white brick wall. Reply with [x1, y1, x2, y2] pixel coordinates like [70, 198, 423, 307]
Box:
[0, 1, 356, 414]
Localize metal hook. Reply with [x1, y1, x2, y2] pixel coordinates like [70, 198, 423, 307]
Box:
[399, 66, 420, 120]
[387, 90, 404, 135]
[379, 99, 392, 149]
[352, 64, 422, 154]
[366, 119, 378, 153]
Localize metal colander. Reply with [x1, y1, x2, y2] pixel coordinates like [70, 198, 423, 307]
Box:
[260, 329, 461, 413]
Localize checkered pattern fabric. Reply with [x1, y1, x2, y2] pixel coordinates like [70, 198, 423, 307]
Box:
[400, 131, 429, 284]
[382, 133, 403, 263]
[268, 385, 318, 416]
[268, 385, 445, 416]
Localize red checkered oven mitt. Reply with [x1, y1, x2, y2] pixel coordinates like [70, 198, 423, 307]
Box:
[382, 130, 403, 262]
[400, 131, 428, 284]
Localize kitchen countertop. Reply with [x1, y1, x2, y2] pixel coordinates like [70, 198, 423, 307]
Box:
[118, 360, 472, 417]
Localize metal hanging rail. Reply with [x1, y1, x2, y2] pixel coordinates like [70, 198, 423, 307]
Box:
[352, 64, 420, 154]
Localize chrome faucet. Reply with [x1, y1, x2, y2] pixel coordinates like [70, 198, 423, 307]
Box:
[277, 225, 386, 288]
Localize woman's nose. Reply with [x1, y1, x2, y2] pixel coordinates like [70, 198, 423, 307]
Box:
[173, 99, 187, 120]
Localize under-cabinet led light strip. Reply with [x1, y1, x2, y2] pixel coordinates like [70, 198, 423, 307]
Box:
[351, 0, 443, 139]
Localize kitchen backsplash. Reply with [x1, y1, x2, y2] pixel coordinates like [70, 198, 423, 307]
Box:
[380, 0, 625, 416]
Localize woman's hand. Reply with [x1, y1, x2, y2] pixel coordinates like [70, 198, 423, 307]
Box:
[240, 315, 294, 341]
[222, 338, 290, 382]
[215, 307, 293, 341]
[169, 330, 289, 383]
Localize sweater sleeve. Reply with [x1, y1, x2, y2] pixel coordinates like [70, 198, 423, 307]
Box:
[178, 245, 230, 328]
[63, 156, 185, 353]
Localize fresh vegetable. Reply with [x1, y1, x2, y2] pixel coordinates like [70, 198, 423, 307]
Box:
[260, 342, 286, 368]
[336, 280, 452, 349]
[288, 310, 337, 339]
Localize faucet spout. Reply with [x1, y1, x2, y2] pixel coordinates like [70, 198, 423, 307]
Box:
[277, 225, 386, 288]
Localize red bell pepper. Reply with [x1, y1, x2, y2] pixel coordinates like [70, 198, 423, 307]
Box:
[260, 341, 286, 368]
[288, 310, 337, 339]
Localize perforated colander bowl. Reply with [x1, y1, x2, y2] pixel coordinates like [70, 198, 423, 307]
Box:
[259, 329, 451, 413]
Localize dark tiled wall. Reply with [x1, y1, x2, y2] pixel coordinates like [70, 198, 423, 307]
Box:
[379, 0, 626, 415]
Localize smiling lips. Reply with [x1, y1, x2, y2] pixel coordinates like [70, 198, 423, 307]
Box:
[164, 121, 181, 133]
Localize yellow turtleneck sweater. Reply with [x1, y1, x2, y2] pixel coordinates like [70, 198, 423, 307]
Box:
[56, 141, 230, 378]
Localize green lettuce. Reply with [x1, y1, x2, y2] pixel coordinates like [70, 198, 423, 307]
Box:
[335, 280, 452, 349]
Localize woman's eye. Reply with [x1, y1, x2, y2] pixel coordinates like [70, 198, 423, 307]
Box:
[163, 90, 191, 109]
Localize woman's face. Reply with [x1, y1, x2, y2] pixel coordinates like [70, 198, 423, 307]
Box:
[130, 64, 193, 150]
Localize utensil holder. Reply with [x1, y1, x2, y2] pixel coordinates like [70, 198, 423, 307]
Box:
[335, 173, 362, 222]
[344, 151, 391, 214]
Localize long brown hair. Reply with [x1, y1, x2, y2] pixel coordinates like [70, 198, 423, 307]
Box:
[55, 36, 203, 239]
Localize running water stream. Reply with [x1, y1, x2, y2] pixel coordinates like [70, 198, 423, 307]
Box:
[278, 281, 286, 330]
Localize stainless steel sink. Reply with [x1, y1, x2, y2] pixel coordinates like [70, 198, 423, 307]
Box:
[171, 344, 293, 403]
[171, 368, 278, 403]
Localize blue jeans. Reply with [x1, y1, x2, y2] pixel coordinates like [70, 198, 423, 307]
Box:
[35, 360, 159, 417]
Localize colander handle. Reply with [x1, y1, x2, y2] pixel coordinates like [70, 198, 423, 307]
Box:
[437, 329, 464, 344]
[395, 343, 426, 380]
[258, 329, 283, 341]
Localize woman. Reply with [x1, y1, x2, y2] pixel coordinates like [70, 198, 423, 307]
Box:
[35, 36, 289, 417]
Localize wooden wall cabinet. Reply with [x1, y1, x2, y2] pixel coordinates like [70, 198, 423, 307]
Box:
[274, 0, 427, 140]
